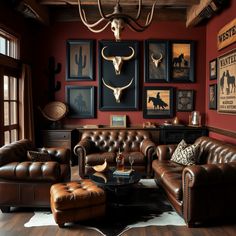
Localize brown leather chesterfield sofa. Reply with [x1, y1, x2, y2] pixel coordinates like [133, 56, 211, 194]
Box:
[74, 130, 156, 177]
[152, 136, 236, 227]
[0, 139, 71, 213]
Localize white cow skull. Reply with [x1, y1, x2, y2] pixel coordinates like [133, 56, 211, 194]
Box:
[102, 78, 133, 103]
[101, 46, 135, 75]
[111, 18, 125, 41]
[151, 53, 163, 68]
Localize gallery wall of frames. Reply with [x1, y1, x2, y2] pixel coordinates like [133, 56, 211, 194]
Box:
[64, 39, 196, 122]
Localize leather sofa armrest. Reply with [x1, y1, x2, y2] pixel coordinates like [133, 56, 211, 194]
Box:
[156, 144, 178, 161]
[183, 162, 236, 187]
[140, 139, 156, 156]
[182, 162, 236, 225]
[140, 139, 156, 177]
[73, 138, 93, 178]
[73, 138, 93, 156]
[41, 147, 70, 164]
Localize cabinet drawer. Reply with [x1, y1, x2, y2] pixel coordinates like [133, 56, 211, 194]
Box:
[43, 131, 71, 140]
[44, 141, 70, 148]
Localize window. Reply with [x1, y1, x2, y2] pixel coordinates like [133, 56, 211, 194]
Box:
[0, 28, 19, 146]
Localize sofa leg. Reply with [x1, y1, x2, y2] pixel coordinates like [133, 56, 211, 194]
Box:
[58, 223, 65, 228]
[1, 207, 10, 213]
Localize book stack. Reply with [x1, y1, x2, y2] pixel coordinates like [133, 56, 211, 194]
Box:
[113, 169, 133, 176]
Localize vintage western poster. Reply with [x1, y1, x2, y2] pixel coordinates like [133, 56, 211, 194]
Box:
[218, 49, 236, 114]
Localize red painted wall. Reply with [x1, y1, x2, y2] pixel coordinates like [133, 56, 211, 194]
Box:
[206, 1, 236, 144]
[34, 21, 206, 127]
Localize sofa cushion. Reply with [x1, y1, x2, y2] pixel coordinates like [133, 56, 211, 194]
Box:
[171, 140, 199, 166]
[0, 162, 61, 181]
[152, 160, 184, 201]
[86, 152, 117, 165]
[27, 150, 52, 162]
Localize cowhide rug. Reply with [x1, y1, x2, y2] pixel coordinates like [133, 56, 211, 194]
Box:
[24, 179, 185, 236]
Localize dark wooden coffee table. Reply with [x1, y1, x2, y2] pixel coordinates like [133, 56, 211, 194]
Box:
[89, 169, 142, 206]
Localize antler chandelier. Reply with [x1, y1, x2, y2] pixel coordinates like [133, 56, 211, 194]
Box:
[77, 0, 157, 41]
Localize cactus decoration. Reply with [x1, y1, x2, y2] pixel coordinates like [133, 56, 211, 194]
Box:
[75, 46, 86, 77]
[47, 56, 61, 101]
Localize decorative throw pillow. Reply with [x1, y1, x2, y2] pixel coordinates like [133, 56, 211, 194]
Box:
[170, 139, 199, 166]
[27, 150, 52, 162]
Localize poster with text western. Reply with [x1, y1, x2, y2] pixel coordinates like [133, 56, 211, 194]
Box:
[217, 49, 236, 114]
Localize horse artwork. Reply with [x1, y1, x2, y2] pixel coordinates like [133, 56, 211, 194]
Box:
[171, 42, 194, 82]
[218, 49, 236, 114]
[144, 87, 174, 119]
[148, 97, 168, 110]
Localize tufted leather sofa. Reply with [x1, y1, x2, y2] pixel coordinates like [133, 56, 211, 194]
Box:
[152, 136, 236, 227]
[0, 139, 71, 212]
[74, 130, 156, 177]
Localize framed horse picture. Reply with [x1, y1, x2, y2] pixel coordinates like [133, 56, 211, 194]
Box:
[170, 40, 195, 83]
[217, 49, 236, 114]
[66, 86, 96, 118]
[143, 86, 174, 119]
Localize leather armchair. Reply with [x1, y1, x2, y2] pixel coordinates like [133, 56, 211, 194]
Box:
[0, 139, 71, 212]
[74, 130, 156, 177]
[152, 136, 236, 226]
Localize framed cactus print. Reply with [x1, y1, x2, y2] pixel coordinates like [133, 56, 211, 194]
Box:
[66, 40, 94, 81]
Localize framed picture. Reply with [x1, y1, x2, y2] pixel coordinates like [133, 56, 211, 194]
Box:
[66, 39, 94, 81]
[143, 86, 174, 119]
[176, 89, 194, 111]
[170, 40, 195, 82]
[110, 115, 127, 127]
[209, 84, 217, 110]
[66, 86, 95, 118]
[98, 40, 139, 111]
[218, 49, 236, 114]
[144, 40, 169, 83]
[209, 59, 217, 80]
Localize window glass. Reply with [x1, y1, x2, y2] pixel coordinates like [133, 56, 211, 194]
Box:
[4, 131, 10, 145]
[4, 76, 9, 100]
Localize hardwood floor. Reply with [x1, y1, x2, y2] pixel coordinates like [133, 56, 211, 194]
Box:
[1, 166, 236, 236]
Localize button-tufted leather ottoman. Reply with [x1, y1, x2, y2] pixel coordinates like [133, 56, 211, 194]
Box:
[50, 180, 106, 227]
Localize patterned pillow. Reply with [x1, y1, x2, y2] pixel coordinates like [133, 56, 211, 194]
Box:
[27, 150, 52, 162]
[170, 139, 199, 166]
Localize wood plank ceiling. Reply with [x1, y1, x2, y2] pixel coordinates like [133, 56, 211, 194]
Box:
[16, 0, 229, 27]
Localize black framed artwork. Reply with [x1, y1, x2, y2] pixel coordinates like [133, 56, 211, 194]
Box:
[209, 84, 217, 110]
[143, 86, 174, 119]
[209, 58, 217, 80]
[170, 40, 195, 82]
[176, 89, 194, 112]
[98, 40, 139, 111]
[144, 40, 169, 83]
[66, 86, 95, 118]
[66, 39, 94, 81]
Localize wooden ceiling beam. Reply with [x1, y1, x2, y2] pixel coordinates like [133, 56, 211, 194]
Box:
[39, 0, 199, 7]
[50, 7, 186, 22]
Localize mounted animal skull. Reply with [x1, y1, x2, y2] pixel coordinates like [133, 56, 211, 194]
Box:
[151, 53, 163, 68]
[102, 78, 134, 103]
[101, 46, 135, 75]
[111, 18, 125, 41]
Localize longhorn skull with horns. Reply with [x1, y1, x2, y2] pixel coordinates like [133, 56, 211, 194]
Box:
[102, 78, 133, 103]
[151, 53, 163, 68]
[101, 46, 135, 75]
[77, 0, 158, 41]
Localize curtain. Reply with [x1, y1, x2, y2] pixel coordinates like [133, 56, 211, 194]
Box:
[19, 64, 35, 143]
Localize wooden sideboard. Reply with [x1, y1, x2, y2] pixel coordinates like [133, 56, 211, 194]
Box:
[159, 125, 208, 144]
[41, 129, 79, 165]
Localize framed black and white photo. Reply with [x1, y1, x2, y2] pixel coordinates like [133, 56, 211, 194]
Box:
[66, 86, 95, 118]
[98, 40, 139, 111]
[143, 86, 174, 119]
[170, 40, 195, 83]
[209, 84, 217, 110]
[66, 39, 94, 81]
[144, 40, 169, 83]
[176, 89, 194, 111]
[209, 59, 217, 80]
